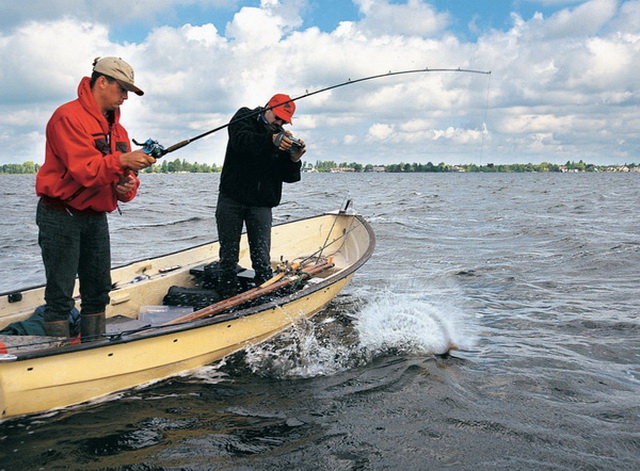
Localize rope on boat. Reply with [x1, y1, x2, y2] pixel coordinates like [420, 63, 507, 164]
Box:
[299, 214, 364, 267]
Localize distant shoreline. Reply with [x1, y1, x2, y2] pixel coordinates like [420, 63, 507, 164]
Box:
[1, 160, 638, 175]
[2, 168, 639, 175]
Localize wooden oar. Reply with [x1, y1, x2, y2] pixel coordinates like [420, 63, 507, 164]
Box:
[163, 259, 334, 325]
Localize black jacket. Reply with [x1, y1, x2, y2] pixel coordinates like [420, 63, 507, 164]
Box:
[219, 107, 302, 208]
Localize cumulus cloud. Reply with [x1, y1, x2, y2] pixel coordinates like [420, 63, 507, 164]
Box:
[0, 20, 114, 104]
[0, 0, 235, 31]
[354, 0, 450, 36]
[538, 0, 617, 38]
[0, 0, 638, 166]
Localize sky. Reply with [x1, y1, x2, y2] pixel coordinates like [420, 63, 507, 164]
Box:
[0, 0, 638, 167]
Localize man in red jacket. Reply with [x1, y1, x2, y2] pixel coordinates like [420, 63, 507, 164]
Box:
[35, 56, 156, 340]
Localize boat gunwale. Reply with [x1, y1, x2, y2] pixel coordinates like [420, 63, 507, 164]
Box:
[0, 212, 354, 298]
[5, 213, 375, 361]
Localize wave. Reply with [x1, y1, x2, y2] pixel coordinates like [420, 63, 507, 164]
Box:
[114, 216, 204, 230]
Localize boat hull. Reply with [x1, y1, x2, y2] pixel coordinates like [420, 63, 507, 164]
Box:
[0, 212, 373, 420]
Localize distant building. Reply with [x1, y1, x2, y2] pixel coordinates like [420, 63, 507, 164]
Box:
[330, 167, 356, 173]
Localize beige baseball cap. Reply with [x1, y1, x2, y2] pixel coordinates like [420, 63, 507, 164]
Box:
[92, 56, 144, 96]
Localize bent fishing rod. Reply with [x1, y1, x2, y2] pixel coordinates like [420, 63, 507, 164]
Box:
[133, 67, 491, 158]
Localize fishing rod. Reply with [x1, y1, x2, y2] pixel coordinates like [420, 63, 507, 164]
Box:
[133, 66, 492, 158]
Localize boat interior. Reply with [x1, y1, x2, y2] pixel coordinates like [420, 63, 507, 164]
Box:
[0, 213, 371, 351]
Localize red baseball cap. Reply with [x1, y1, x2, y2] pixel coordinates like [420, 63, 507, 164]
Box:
[267, 94, 295, 124]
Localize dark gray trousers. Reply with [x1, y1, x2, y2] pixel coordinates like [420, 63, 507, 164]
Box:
[36, 200, 111, 322]
[215, 193, 273, 296]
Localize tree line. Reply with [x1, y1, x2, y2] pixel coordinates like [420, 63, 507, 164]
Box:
[140, 159, 221, 173]
[310, 160, 638, 173]
[1, 162, 40, 174]
[0, 159, 220, 174]
[2, 159, 637, 175]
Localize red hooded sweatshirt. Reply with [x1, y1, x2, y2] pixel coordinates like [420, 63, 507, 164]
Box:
[36, 77, 139, 212]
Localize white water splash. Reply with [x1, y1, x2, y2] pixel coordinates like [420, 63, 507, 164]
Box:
[180, 363, 229, 385]
[242, 315, 359, 378]
[242, 287, 478, 379]
[355, 291, 478, 356]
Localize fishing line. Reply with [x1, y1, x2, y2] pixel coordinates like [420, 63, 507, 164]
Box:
[137, 67, 491, 157]
[301, 214, 364, 266]
[478, 72, 492, 165]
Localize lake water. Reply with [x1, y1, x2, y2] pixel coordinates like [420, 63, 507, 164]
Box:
[1, 172, 639, 470]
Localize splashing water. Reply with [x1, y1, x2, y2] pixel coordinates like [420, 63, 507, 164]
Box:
[354, 291, 478, 356]
[241, 289, 478, 379]
[180, 363, 230, 385]
[242, 313, 362, 378]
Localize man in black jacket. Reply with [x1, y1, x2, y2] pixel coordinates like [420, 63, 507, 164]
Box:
[216, 94, 306, 297]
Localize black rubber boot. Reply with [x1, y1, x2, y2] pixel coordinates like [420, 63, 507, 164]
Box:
[80, 312, 106, 342]
[44, 320, 70, 338]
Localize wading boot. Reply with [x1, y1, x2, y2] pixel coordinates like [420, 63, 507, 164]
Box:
[80, 312, 106, 342]
[44, 320, 70, 338]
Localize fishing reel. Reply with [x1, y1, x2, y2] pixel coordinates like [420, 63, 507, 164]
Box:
[133, 138, 166, 158]
[274, 132, 305, 156]
[288, 135, 304, 154]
